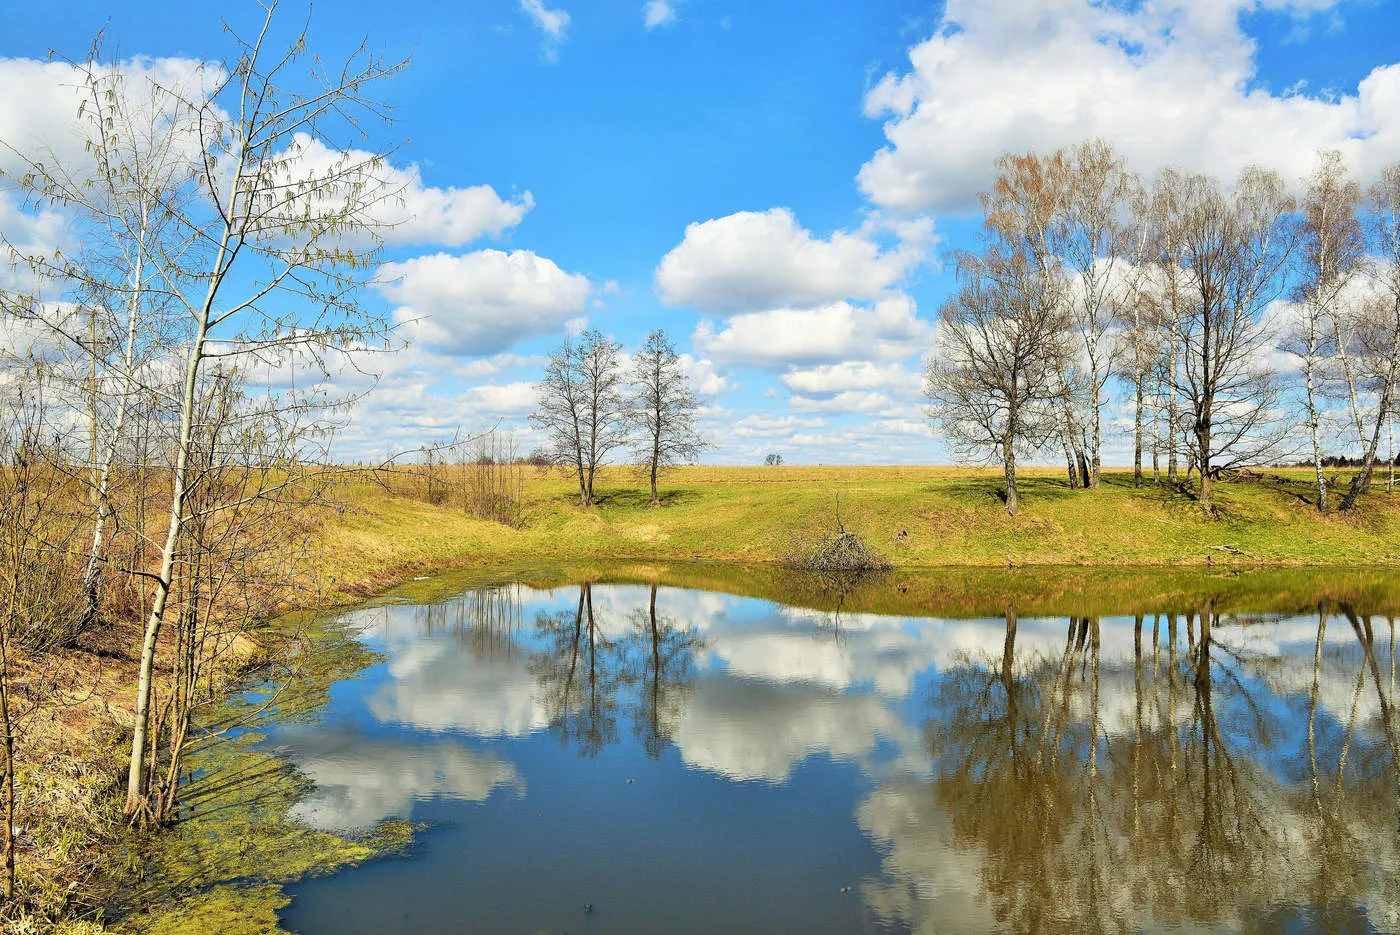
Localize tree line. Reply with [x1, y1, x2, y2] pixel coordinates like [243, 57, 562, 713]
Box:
[926, 141, 1400, 514]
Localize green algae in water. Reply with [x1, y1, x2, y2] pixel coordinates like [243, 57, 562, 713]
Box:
[110, 615, 414, 934]
[119, 885, 291, 935]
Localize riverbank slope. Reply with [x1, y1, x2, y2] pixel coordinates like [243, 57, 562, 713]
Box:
[316, 464, 1400, 601]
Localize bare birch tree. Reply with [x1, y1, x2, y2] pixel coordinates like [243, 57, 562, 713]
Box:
[628, 329, 705, 506]
[1148, 170, 1196, 486]
[1339, 161, 1400, 511]
[1291, 151, 1365, 511]
[0, 43, 197, 630]
[116, 5, 407, 819]
[1058, 140, 1139, 488]
[1119, 195, 1182, 489]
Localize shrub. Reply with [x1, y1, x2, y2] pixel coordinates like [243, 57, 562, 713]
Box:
[781, 493, 890, 574]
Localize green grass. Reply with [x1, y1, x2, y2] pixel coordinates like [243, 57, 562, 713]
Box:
[310, 465, 1400, 602]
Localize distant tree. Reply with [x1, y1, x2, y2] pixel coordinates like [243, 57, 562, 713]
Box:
[764, 453, 784, 466]
[531, 328, 628, 506]
[629, 329, 706, 506]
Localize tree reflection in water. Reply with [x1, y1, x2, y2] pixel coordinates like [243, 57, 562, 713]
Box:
[413, 584, 524, 661]
[277, 579, 1400, 935]
[905, 605, 1400, 935]
[624, 584, 702, 758]
[529, 583, 703, 759]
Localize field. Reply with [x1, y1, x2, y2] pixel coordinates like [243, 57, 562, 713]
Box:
[314, 463, 1400, 601]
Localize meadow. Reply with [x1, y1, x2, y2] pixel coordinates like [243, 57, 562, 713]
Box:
[315, 463, 1400, 602]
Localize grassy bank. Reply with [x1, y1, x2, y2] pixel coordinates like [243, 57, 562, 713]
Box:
[315, 464, 1400, 600]
[388, 560, 1400, 619]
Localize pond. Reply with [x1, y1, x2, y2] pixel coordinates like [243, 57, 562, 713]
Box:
[250, 568, 1400, 934]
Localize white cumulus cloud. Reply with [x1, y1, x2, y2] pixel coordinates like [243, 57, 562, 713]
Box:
[859, 0, 1400, 212]
[377, 249, 592, 356]
[0, 56, 219, 178]
[779, 360, 922, 397]
[256, 134, 533, 248]
[656, 207, 916, 313]
[678, 353, 729, 396]
[460, 381, 540, 417]
[693, 294, 933, 369]
[790, 391, 907, 415]
[0, 60, 531, 251]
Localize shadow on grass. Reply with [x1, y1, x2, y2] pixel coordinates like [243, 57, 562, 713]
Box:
[925, 475, 1092, 508]
[556, 486, 704, 511]
[923, 471, 1222, 512]
[1097, 472, 1203, 502]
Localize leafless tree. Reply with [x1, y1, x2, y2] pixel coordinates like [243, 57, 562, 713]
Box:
[114, 4, 408, 819]
[628, 329, 705, 506]
[1120, 189, 1175, 487]
[1339, 161, 1400, 511]
[926, 153, 1070, 515]
[1165, 167, 1297, 510]
[1058, 140, 1139, 488]
[1146, 170, 1199, 485]
[0, 37, 203, 636]
[531, 328, 628, 506]
[1290, 151, 1366, 511]
[988, 150, 1090, 490]
[926, 244, 1064, 515]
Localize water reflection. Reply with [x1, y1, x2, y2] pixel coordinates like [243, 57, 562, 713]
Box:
[283, 728, 522, 831]
[878, 606, 1400, 934]
[274, 582, 1400, 935]
[625, 584, 702, 758]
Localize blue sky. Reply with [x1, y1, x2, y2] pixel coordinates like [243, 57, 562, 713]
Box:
[4, 0, 1400, 463]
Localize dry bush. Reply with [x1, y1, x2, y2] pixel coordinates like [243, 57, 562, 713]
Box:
[780, 493, 891, 574]
[388, 431, 526, 526]
[462, 431, 525, 527]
